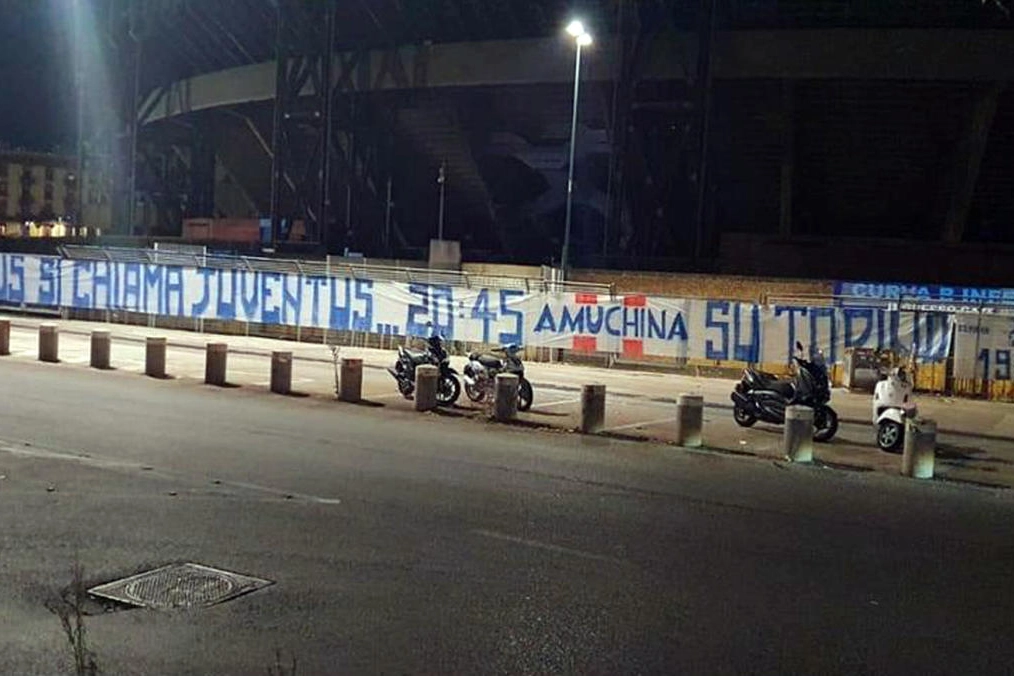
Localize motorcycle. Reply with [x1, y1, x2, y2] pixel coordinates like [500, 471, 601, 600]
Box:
[730, 341, 839, 442]
[462, 343, 534, 412]
[387, 334, 461, 406]
[872, 365, 916, 452]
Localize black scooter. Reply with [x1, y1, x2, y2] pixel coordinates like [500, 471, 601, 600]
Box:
[730, 341, 839, 442]
[387, 334, 461, 406]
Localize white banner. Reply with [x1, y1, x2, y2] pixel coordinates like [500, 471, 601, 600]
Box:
[0, 253, 956, 368]
[952, 315, 1014, 380]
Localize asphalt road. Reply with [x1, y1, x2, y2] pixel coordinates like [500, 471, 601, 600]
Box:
[2, 360, 1014, 675]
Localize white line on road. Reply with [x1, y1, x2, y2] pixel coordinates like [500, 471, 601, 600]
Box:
[472, 529, 629, 566]
[603, 416, 676, 432]
[535, 397, 581, 409]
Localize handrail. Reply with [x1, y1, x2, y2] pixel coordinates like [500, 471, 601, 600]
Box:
[58, 245, 616, 297]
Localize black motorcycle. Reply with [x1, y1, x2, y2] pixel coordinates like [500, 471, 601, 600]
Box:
[387, 334, 461, 406]
[462, 343, 534, 412]
[730, 341, 839, 442]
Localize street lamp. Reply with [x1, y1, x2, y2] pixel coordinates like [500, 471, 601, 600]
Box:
[560, 20, 591, 281]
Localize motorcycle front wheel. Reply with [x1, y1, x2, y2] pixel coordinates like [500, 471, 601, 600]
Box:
[813, 406, 839, 442]
[518, 378, 534, 412]
[437, 374, 462, 406]
[465, 381, 486, 403]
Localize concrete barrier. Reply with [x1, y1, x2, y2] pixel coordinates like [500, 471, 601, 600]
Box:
[205, 342, 228, 386]
[145, 337, 167, 378]
[902, 418, 937, 479]
[90, 330, 111, 369]
[783, 405, 814, 463]
[675, 394, 704, 447]
[415, 365, 439, 412]
[339, 358, 363, 403]
[494, 373, 519, 422]
[0, 319, 10, 356]
[580, 384, 606, 434]
[271, 351, 292, 395]
[38, 324, 59, 363]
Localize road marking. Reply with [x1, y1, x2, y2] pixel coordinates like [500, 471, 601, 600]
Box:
[535, 397, 581, 409]
[472, 529, 629, 566]
[603, 416, 676, 432]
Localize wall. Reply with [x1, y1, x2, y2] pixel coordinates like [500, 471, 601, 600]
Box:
[571, 268, 830, 301]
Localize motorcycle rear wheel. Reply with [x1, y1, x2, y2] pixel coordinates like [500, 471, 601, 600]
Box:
[813, 406, 839, 442]
[733, 405, 757, 427]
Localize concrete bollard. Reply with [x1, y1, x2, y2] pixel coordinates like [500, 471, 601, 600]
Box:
[339, 358, 363, 403]
[270, 351, 292, 395]
[902, 418, 937, 479]
[415, 364, 439, 412]
[145, 337, 167, 378]
[205, 342, 228, 386]
[580, 384, 607, 434]
[675, 394, 704, 447]
[493, 373, 520, 422]
[90, 330, 111, 369]
[38, 323, 59, 363]
[0, 319, 10, 356]
[783, 405, 814, 463]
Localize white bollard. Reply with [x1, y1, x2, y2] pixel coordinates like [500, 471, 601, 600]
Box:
[783, 405, 814, 463]
[902, 418, 936, 479]
[580, 384, 606, 434]
[415, 365, 439, 412]
[494, 373, 519, 422]
[675, 394, 704, 447]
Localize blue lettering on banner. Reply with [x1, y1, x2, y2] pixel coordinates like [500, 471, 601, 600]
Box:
[499, 290, 524, 345]
[406, 283, 454, 338]
[144, 265, 164, 315]
[471, 289, 496, 343]
[533, 302, 688, 343]
[352, 279, 373, 332]
[190, 268, 215, 317]
[1, 254, 26, 304]
[38, 257, 61, 306]
[72, 261, 91, 309]
[329, 277, 352, 331]
[165, 266, 185, 316]
[843, 308, 873, 349]
[215, 270, 237, 320]
[281, 274, 303, 325]
[240, 270, 259, 320]
[123, 263, 142, 311]
[260, 272, 282, 325]
[706, 301, 759, 362]
[774, 306, 809, 361]
[93, 261, 112, 310]
[809, 307, 837, 365]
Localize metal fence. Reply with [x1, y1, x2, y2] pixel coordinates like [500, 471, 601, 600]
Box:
[58, 245, 615, 297]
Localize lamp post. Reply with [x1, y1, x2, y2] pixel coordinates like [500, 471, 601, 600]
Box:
[560, 20, 592, 281]
[436, 160, 446, 241]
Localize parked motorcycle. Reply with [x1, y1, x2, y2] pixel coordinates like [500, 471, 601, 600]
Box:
[730, 341, 839, 442]
[462, 344, 534, 412]
[387, 334, 461, 406]
[872, 365, 916, 452]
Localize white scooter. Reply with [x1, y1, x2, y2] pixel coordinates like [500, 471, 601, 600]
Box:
[872, 366, 917, 451]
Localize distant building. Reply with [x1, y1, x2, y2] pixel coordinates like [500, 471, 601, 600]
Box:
[0, 150, 111, 235]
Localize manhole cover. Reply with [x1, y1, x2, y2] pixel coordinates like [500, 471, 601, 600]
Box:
[88, 563, 273, 610]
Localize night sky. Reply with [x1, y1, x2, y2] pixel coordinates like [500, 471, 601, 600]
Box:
[0, 0, 76, 152]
